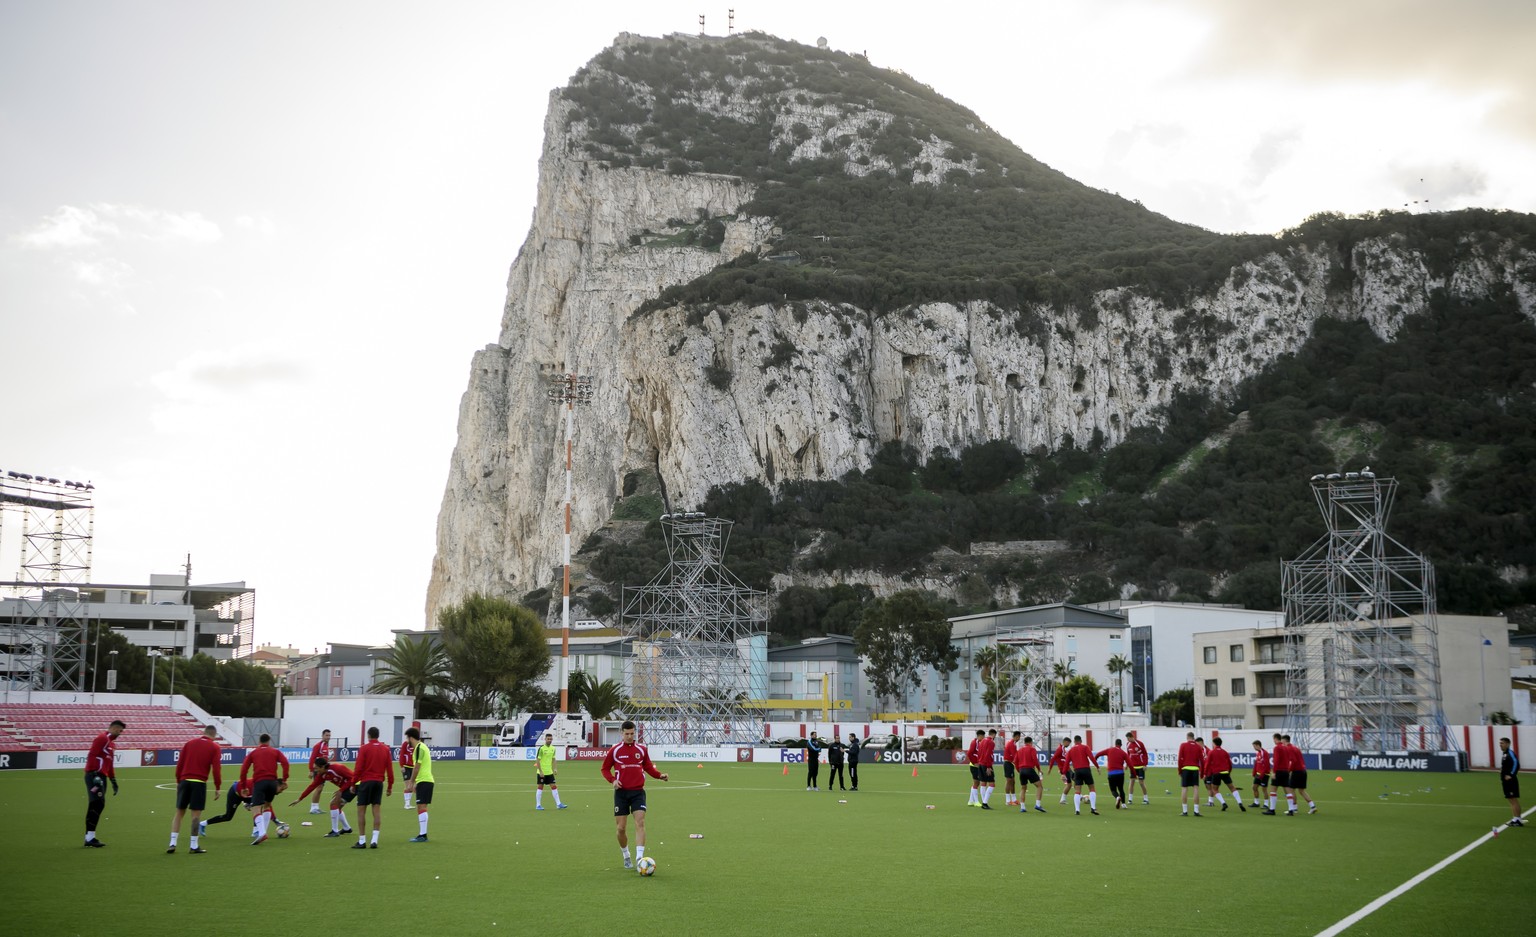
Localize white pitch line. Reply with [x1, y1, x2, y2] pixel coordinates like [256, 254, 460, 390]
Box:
[1314, 805, 1536, 937]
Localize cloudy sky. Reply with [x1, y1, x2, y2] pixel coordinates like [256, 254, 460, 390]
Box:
[2, 1, 1532, 653]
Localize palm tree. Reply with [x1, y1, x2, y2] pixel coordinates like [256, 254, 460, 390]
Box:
[974, 645, 1018, 720]
[1107, 654, 1133, 712]
[1052, 660, 1075, 690]
[371, 634, 452, 712]
[582, 679, 627, 720]
[567, 670, 595, 712]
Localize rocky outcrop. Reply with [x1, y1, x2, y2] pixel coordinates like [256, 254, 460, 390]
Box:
[426, 42, 1536, 626]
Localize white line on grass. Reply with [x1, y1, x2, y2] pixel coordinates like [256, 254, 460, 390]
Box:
[1314, 805, 1536, 937]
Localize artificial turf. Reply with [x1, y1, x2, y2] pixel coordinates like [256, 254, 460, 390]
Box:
[5, 761, 1531, 936]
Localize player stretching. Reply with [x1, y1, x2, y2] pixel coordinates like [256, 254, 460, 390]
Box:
[1125, 729, 1149, 806]
[966, 729, 996, 809]
[399, 732, 416, 809]
[288, 757, 356, 837]
[1014, 736, 1047, 813]
[307, 729, 332, 815]
[1095, 738, 1129, 809]
[239, 733, 290, 844]
[1250, 740, 1270, 809]
[602, 720, 669, 871]
[1065, 735, 1099, 815]
[1203, 737, 1246, 812]
[1177, 732, 1204, 817]
[1280, 734, 1316, 815]
[1049, 736, 1072, 805]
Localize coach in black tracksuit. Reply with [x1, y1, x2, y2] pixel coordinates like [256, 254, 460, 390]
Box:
[805, 732, 822, 790]
[847, 734, 861, 791]
[827, 738, 847, 791]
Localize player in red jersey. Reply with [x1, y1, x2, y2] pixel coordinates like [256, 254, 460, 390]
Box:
[1125, 729, 1150, 806]
[1176, 732, 1205, 816]
[1013, 735, 1047, 813]
[239, 733, 290, 844]
[82, 719, 125, 847]
[965, 730, 983, 807]
[1002, 731, 1019, 806]
[399, 734, 416, 809]
[1048, 736, 1073, 805]
[1250, 739, 1271, 809]
[1095, 738, 1129, 809]
[602, 720, 669, 871]
[168, 725, 222, 854]
[307, 729, 332, 815]
[289, 758, 358, 837]
[1264, 733, 1287, 814]
[1202, 737, 1246, 812]
[1065, 735, 1099, 815]
[1280, 734, 1316, 815]
[352, 726, 395, 848]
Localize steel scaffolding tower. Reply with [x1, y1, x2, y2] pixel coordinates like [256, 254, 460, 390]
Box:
[994, 629, 1058, 743]
[1281, 472, 1452, 752]
[0, 470, 96, 691]
[618, 513, 768, 744]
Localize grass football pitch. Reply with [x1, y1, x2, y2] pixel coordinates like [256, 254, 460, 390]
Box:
[6, 762, 1533, 936]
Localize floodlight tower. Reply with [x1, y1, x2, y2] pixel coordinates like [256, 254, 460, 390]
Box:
[1281, 470, 1451, 753]
[0, 470, 96, 691]
[547, 372, 593, 713]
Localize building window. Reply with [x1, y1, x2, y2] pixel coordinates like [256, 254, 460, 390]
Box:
[1231, 678, 1246, 697]
[1229, 645, 1244, 663]
[1203, 646, 1217, 664]
[1204, 679, 1218, 697]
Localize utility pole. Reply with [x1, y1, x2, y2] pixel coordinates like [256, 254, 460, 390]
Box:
[547, 371, 594, 713]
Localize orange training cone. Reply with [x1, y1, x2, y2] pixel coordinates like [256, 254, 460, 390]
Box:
[782, 764, 788, 775]
[912, 765, 919, 778]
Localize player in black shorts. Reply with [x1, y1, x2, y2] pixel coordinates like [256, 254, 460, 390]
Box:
[1499, 737, 1524, 827]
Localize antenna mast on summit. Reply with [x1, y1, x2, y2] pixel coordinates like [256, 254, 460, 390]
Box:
[728, 8, 734, 33]
[699, 14, 705, 36]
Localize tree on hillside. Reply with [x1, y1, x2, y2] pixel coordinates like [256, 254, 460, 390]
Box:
[436, 594, 552, 719]
[1055, 674, 1108, 713]
[372, 633, 454, 717]
[853, 590, 958, 709]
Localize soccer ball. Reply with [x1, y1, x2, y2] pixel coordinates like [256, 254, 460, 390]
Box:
[276, 822, 291, 839]
[636, 856, 656, 876]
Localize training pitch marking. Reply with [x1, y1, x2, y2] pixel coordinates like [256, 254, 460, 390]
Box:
[1314, 805, 1536, 937]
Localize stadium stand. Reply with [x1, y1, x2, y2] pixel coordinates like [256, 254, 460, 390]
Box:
[0, 704, 231, 751]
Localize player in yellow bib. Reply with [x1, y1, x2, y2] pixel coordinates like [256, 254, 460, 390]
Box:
[535, 733, 567, 810]
[404, 727, 434, 842]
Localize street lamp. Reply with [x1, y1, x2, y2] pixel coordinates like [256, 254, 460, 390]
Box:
[1480, 637, 1493, 725]
[166, 649, 176, 704]
[148, 650, 162, 706]
[547, 370, 594, 714]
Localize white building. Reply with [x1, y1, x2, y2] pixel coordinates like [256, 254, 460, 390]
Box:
[1191, 613, 1516, 729]
[1090, 601, 1285, 712]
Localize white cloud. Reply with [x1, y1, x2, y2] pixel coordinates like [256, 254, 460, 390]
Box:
[150, 348, 308, 403]
[235, 213, 277, 236]
[14, 205, 119, 248]
[13, 203, 222, 248]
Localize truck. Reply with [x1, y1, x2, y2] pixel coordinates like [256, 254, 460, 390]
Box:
[494, 711, 592, 748]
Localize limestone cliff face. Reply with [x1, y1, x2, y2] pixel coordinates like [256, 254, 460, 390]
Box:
[426, 40, 1536, 625]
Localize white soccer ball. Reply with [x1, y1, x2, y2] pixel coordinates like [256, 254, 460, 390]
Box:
[636, 856, 656, 876]
[276, 822, 291, 839]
